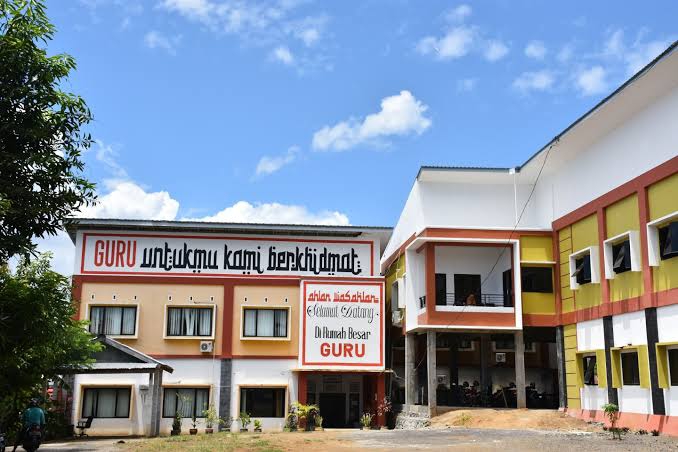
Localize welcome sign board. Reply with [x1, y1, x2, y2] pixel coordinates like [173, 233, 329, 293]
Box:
[77, 232, 375, 277]
[299, 280, 384, 370]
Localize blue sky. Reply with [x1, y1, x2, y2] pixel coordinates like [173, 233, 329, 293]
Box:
[39, 0, 676, 273]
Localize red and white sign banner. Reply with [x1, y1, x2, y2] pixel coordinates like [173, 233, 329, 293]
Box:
[300, 280, 384, 370]
[77, 232, 374, 277]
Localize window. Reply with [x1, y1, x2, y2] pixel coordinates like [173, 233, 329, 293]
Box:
[669, 349, 678, 387]
[573, 254, 592, 285]
[612, 240, 632, 274]
[621, 352, 640, 386]
[243, 308, 288, 338]
[454, 274, 481, 306]
[82, 388, 131, 418]
[583, 355, 598, 385]
[166, 307, 213, 337]
[435, 273, 447, 306]
[89, 306, 137, 336]
[162, 388, 209, 418]
[659, 222, 678, 260]
[521, 267, 553, 293]
[239, 387, 285, 418]
[492, 336, 535, 352]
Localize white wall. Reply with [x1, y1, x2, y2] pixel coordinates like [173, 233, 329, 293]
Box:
[230, 359, 297, 432]
[73, 359, 222, 437]
[657, 304, 678, 343]
[405, 248, 426, 331]
[612, 311, 647, 347]
[434, 245, 511, 297]
[581, 386, 608, 410]
[576, 319, 605, 351]
[536, 85, 678, 222]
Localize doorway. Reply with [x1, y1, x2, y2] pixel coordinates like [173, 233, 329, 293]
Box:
[319, 393, 347, 427]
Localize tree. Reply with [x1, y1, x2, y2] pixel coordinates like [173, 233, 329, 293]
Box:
[0, 254, 101, 432]
[0, 0, 96, 263]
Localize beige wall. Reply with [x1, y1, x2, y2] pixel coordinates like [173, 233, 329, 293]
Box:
[80, 283, 224, 356]
[232, 285, 299, 357]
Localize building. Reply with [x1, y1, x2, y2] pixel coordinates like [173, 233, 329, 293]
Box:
[382, 42, 678, 433]
[66, 219, 391, 435]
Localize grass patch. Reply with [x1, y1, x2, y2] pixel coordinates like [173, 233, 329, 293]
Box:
[121, 432, 283, 451]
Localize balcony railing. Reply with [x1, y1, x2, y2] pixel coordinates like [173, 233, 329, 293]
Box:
[438, 292, 512, 308]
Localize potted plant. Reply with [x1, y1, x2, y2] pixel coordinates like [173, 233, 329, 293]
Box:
[171, 410, 182, 436]
[360, 413, 373, 430]
[315, 415, 324, 431]
[238, 411, 251, 432]
[189, 414, 198, 435]
[376, 396, 392, 430]
[203, 404, 223, 434]
[253, 419, 262, 433]
[291, 401, 319, 431]
[285, 408, 298, 432]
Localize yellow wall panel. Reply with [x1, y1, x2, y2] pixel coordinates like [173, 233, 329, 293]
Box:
[610, 271, 643, 302]
[562, 298, 575, 313]
[520, 236, 554, 262]
[571, 214, 599, 251]
[523, 292, 556, 314]
[653, 255, 678, 292]
[605, 194, 639, 238]
[563, 323, 580, 408]
[648, 173, 678, 221]
[558, 227, 572, 241]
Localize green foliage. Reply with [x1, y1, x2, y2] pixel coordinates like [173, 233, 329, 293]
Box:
[0, 0, 96, 262]
[602, 403, 622, 440]
[360, 412, 373, 428]
[239, 411, 251, 429]
[0, 254, 101, 431]
[202, 404, 226, 429]
[253, 419, 262, 430]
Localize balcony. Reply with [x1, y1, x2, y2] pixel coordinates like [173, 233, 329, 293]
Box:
[440, 292, 510, 307]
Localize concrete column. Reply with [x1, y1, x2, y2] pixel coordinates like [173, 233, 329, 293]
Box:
[603, 316, 618, 406]
[376, 373, 386, 427]
[218, 359, 232, 431]
[427, 331, 437, 417]
[646, 308, 665, 415]
[449, 334, 458, 386]
[405, 333, 416, 409]
[515, 331, 526, 409]
[479, 335, 490, 404]
[298, 372, 307, 405]
[149, 368, 163, 437]
[555, 326, 567, 409]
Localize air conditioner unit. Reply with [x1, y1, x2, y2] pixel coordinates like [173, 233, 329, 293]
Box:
[392, 310, 403, 326]
[199, 340, 214, 353]
[496, 352, 507, 363]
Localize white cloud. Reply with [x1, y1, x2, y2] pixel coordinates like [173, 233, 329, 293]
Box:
[445, 4, 472, 23]
[79, 181, 180, 220]
[557, 44, 574, 63]
[625, 39, 671, 74]
[524, 40, 546, 60]
[271, 45, 295, 65]
[312, 90, 432, 151]
[512, 70, 555, 93]
[186, 201, 350, 225]
[456, 78, 477, 92]
[255, 145, 299, 176]
[484, 40, 509, 62]
[576, 66, 608, 96]
[144, 30, 181, 55]
[603, 29, 673, 75]
[92, 139, 128, 179]
[416, 26, 476, 60]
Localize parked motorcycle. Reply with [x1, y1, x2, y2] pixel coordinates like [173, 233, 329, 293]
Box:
[21, 424, 42, 452]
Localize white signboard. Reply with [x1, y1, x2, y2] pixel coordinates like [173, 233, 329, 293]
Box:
[299, 280, 384, 370]
[78, 232, 374, 277]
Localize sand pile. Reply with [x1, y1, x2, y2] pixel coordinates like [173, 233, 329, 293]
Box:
[430, 408, 597, 432]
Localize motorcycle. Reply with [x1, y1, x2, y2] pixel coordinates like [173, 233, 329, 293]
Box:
[21, 424, 41, 452]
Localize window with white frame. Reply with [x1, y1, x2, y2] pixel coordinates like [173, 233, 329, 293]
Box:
[82, 387, 131, 418]
[243, 308, 288, 338]
[166, 307, 213, 337]
[162, 388, 209, 418]
[89, 306, 137, 336]
[569, 246, 600, 289]
[659, 222, 678, 260]
[573, 254, 592, 285]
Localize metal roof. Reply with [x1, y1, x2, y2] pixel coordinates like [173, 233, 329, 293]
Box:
[66, 217, 392, 242]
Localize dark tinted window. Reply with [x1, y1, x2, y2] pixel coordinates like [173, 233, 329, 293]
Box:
[622, 352, 640, 386]
[659, 222, 678, 260]
[583, 355, 597, 385]
[612, 240, 632, 274]
[669, 349, 678, 387]
[82, 388, 131, 418]
[240, 388, 286, 418]
[573, 254, 592, 285]
[521, 267, 553, 293]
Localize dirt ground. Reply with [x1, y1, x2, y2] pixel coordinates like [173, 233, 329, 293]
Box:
[429, 407, 599, 431]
